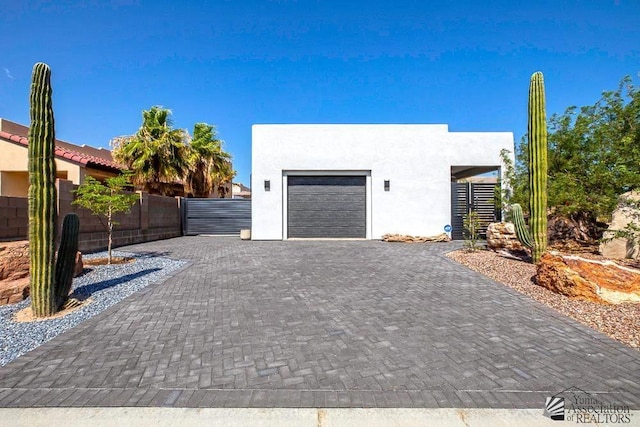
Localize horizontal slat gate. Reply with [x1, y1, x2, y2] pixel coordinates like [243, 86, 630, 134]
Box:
[472, 183, 500, 237]
[183, 198, 251, 235]
[451, 183, 469, 240]
[451, 182, 501, 240]
[288, 176, 366, 238]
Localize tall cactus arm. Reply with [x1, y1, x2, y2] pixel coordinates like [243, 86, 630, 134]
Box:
[511, 203, 533, 249]
[528, 71, 549, 263]
[28, 62, 58, 318]
[54, 213, 80, 309]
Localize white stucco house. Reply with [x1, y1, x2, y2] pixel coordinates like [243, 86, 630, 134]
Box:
[251, 124, 514, 240]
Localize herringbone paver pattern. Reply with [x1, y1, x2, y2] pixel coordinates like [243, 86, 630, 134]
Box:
[0, 237, 638, 408]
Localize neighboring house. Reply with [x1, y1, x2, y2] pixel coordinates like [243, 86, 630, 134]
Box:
[0, 118, 121, 197]
[232, 182, 251, 199]
[251, 124, 514, 240]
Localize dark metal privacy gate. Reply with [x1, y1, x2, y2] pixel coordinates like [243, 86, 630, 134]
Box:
[182, 198, 251, 235]
[451, 182, 501, 240]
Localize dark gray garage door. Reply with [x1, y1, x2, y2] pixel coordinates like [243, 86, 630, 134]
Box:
[288, 176, 366, 238]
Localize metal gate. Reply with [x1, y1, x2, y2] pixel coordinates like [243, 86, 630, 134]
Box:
[451, 182, 501, 240]
[182, 198, 251, 235]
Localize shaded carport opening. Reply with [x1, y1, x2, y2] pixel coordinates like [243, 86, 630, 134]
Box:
[451, 166, 502, 240]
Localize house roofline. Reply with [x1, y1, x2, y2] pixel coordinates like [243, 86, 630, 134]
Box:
[0, 130, 122, 172]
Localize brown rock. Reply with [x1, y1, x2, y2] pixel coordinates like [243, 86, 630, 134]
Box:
[382, 233, 450, 243]
[0, 277, 29, 305]
[0, 240, 84, 306]
[486, 222, 524, 251]
[0, 241, 30, 281]
[548, 211, 604, 244]
[536, 252, 640, 304]
[75, 251, 84, 276]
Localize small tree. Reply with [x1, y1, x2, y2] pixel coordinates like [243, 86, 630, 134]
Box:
[463, 211, 484, 251]
[496, 148, 516, 220]
[73, 174, 138, 264]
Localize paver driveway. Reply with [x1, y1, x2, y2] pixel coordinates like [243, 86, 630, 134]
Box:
[0, 237, 638, 409]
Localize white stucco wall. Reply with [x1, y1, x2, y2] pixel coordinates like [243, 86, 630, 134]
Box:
[252, 124, 514, 240]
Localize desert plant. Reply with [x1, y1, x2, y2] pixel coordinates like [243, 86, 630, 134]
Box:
[185, 123, 235, 197]
[528, 71, 549, 262]
[111, 106, 190, 195]
[513, 75, 640, 221]
[28, 62, 81, 317]
[54, 213, 80, 307]
[511, 203, 534, 249]
[517, 71, 549, 263]
[463, 210, 484, 251]
[73, 174, 138, 264]
[28, 63, 58, 317]
[496, 148, 516, 216]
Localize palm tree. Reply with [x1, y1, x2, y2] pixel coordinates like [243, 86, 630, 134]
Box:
[111, 106, 189, 195]
[185, 123, 236, 198]
[211, 158, 236, 198]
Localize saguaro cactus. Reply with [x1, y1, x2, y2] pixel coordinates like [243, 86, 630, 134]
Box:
[28, 62, 58, 317]
[528, 71, 548, 263]
[54, 213, 80, 308]
[511, 203, 533, 249]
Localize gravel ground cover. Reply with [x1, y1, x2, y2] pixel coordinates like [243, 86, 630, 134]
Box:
[0, 251, 186, 366]
[446, 248, 640, 349]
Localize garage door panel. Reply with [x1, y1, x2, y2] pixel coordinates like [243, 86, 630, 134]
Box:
[288, 176, 365, 186]
[288, 186, 363, 194]
[287, 226, 364, 238]
[287, 175, 365, 238]
[288, 210, 365, 220]
[287, 193, 362, 203]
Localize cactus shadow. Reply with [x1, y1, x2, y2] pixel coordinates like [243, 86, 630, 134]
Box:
[71, 268, 161, 299]
[124, 251, 173, 259]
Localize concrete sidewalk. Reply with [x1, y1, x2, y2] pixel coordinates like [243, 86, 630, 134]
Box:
[8, 407, 634, 427]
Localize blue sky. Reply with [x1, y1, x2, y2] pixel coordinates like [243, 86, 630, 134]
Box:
[1, 0, 638, 186]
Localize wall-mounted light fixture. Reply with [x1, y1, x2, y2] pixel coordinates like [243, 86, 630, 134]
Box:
[384, 180, 390, 191]
[264, 180, 271, 191]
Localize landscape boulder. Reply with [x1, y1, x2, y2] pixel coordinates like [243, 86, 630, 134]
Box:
[382, 233, 450, 243]
[0, 240, 83, 306]
[536, 252, 640, 304]
[486, 222, 524, 251]
[0, 241, 30, 305]
[599, 191, 640, 259]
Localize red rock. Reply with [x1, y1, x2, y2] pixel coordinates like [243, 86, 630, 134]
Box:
[536, 252, 640, 304]
[0, 241, 30, 281]
[0, 277, 29, 305]
[0, 240, 84, 306]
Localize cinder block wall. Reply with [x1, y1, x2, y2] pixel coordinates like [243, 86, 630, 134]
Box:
[0, 179, 182, 252]
[0, 197, 28, 240]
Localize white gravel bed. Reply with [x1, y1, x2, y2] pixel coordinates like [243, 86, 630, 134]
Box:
[0, 251, 186, 366]
[446, 249, 640, 350]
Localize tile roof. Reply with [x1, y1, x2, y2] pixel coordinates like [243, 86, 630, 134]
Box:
[0, 130, 122, 171]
